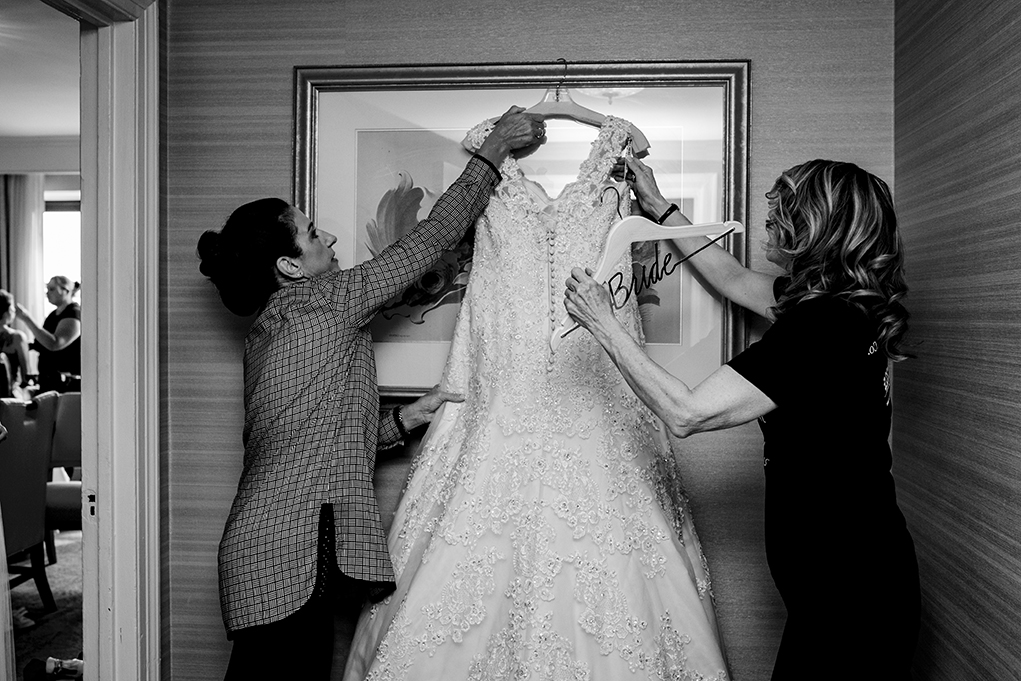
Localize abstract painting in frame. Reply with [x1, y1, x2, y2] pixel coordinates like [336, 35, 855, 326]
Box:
[294, 61, 749, 394]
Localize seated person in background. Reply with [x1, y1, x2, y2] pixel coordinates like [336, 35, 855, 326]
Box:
[16, 276, 82, 393]
[0, 289, 33, 399]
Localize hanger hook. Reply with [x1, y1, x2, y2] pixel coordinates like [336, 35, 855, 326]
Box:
[555, 58, 568, 101]
[601, 185, 625, 221]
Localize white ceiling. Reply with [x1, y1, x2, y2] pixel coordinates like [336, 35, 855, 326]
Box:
[0, 0, 80, 138]
[0, 2, 725, 144]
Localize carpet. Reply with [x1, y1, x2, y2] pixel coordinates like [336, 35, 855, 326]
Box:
[10, 530, 83, 681]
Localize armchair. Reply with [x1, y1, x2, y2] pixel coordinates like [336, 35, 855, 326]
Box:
[45, 391, 82, 565]
[0, 392, 59, 612]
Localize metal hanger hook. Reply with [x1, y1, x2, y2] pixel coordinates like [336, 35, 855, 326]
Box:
[601, 185, 625, 220]
[555, 58, 568, 101]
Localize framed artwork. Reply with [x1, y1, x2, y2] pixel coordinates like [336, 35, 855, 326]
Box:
[294, 61, 749, 394]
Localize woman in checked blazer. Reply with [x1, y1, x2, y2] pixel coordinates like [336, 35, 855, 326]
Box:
[197, 106, 546, 680]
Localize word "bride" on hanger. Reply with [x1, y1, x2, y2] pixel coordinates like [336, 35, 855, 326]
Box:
[551, 216, 745, 350]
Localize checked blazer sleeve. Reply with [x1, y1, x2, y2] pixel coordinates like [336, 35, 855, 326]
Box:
[378, 406, 402, 450]
[324, 154, 500, 328]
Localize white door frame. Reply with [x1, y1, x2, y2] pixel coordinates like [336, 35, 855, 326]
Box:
[77, 5, 161, 680]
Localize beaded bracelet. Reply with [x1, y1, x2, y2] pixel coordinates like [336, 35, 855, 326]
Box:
[656, 203, 680, 224]
[393, 406, 411, 440]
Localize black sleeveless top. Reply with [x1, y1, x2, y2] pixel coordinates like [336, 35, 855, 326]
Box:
[35, 302, 82, 391]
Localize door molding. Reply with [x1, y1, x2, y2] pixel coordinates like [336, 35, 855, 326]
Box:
[78, 4, 160, 679]
[40, 0, 156, 25]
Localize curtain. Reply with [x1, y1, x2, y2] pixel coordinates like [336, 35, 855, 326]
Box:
[0, 175, 46, 674]
[0, 174, 46, 335]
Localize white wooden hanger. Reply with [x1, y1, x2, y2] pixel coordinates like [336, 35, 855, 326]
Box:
[550, 215, 745, 351]
[526, 85, 651, 155]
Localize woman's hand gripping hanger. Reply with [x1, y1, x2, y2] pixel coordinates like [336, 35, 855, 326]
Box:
[550, 216, 745, 351]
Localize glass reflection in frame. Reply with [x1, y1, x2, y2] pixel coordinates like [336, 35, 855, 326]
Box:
[314, 84, 731, 391]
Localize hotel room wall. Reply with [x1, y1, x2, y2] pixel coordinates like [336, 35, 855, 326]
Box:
[162, 0, 893, 678]
[893, 1, 1021, 679]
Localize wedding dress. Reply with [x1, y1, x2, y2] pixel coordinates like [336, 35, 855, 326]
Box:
[344, 116, 730, 681]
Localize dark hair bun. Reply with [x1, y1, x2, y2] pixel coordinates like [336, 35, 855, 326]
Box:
[197, 198, 299, 317]
[197, 229, 224, 280]
[197, 229, 261, 316]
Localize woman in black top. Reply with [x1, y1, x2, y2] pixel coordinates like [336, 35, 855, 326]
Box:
[16, 275, 82, 393]
[565, 157, 919, 679]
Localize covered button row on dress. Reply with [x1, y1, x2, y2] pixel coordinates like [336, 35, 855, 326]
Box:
[546, 219, 559, 372]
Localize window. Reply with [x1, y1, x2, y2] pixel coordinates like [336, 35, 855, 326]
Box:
[43, 191, 81, 286]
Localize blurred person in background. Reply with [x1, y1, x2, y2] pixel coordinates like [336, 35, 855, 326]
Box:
[16, 276, 81, 394]
[0, 290, 33, 399]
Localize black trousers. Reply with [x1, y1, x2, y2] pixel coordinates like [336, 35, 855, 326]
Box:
[223, 505, 365, 681]
[770, 575, 920, 681]
[223, 586, 335, 681]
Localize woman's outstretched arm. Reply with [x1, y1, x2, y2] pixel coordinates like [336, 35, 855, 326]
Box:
[620, 156, 778, 320]
[564, 266, 775, 437]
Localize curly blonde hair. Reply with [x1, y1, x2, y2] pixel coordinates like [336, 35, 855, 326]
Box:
[767, 159, 911, 362]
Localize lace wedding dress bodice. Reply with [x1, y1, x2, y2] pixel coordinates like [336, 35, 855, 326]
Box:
[444, 117, 641, 405]
[344, 116, 729, 681]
